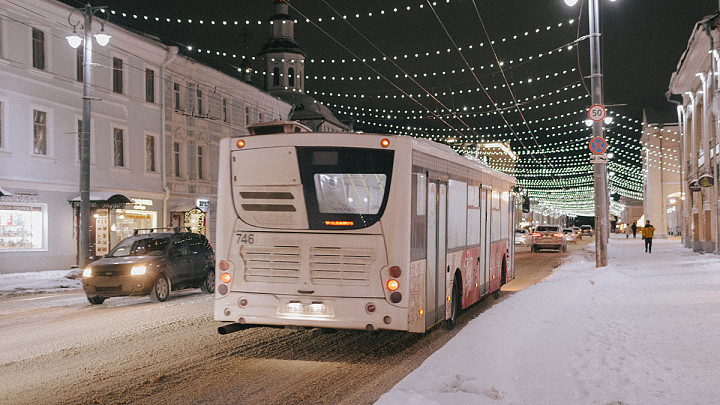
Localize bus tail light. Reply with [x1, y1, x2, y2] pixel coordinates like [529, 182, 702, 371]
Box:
[218, 260, 229, 271]
[389, 266, 402, 278]
[390, 292, 402, 303]
[366, 303, 376, 313]
[236, 139, 246, 148]
[220, 272, 232, 283]
[386, 279, 399, 291]
[381, 138, 390, 147]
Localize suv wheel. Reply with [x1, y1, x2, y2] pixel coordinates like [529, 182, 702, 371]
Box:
[87, 296, 106, 305]
[200, 268, 215, 294]
[150, 275, 170, 302]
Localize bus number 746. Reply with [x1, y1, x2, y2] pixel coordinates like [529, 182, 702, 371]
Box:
[236, 233, 255, 244]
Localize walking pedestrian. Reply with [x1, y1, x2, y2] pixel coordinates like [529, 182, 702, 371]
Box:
[624, 224, 631, 238]
[642, 220, 655, 253]
[631, 222, 637, 238]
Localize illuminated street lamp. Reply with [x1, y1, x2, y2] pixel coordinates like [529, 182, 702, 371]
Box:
[565, 0, 615, 268]
[67, 4, 110, 266]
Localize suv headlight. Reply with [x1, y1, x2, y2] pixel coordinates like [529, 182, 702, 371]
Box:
[131, 265, 147, 276]
[82, 268, 92, 277]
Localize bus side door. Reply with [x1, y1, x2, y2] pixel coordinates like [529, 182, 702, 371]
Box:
[425, 178, 447, 328]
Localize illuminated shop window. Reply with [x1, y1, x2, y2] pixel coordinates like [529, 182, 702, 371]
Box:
[0, 203, 46, 251]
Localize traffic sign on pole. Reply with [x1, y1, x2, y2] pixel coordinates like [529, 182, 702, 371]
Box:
[588, 104, 606, 121]
[589, 137, 607, 155]
[590, 154, 608, 163]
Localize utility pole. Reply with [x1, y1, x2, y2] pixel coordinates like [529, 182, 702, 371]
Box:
[589, 0, 609, 267]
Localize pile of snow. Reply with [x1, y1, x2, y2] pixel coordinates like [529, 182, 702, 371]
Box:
[377, 236, 720, 404]
[0, 269, 81, 297]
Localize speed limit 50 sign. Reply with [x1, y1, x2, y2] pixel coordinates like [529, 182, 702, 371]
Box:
[588, 104, 606, 121]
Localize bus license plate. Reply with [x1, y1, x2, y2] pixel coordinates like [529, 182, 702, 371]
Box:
[286, 302, 327, 315]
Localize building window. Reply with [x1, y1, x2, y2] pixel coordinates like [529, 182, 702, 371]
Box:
[273, 67, 280, 87]
[223, 98, 228, 122]
[76, 47, 84, 82]
[145, 69, 155, 103]
[197, 146, 204, 180]
[173, 142, 181, 177]
[32, 110, 47, 155]
[288, 67, 295, 87]
[0, 203, 47, 251]
[196, 86, 203, 114]
[258, 111, 263, 123]
[173, 83, 181, 110]
[32, 28, 45, 70]
[113, 128, 124, 166]
[112, 58, 123, 94]
[245, 106, 250, 125]
[146, 135, 156, 172]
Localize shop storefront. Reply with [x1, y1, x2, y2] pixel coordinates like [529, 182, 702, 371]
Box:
[0, 194, 47, 252]
[70, 194, 160, 263]
[1, 188, 77, 273]
[169, 198, 215, 244]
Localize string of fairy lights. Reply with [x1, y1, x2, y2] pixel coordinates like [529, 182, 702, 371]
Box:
[97, 0, 653, 217]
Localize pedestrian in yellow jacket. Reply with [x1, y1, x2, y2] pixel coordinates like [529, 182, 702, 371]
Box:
[642, 220, 655, 253]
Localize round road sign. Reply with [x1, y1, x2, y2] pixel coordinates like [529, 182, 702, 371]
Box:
[588, 104, 606, 121]
[589, 137, 607, 154]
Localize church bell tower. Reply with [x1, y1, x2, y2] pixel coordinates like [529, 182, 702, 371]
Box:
[259, 0, 306, 93]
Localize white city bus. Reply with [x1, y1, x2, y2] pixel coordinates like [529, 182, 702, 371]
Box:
[214, 123, 517, 334]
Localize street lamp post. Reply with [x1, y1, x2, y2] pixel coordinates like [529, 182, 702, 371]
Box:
[67, 4, 110, 267]
[566, 0, 611, 267]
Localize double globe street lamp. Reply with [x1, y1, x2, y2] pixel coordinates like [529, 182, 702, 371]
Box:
[66, 4, 111, 266]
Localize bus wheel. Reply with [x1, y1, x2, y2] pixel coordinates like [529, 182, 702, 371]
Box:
[150, 275, 170, 302]
[87, 296, 105, 305]
[445, 274, 461, 330]
[500, 257, 507, 286]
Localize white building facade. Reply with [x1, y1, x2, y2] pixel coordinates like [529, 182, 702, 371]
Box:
[640, 110, 682, 238]
[668, 12, 720, 253]
[0, 0, 291, 272]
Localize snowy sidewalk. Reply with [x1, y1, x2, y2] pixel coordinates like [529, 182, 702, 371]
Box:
[0, 269, 81, 297]
[377, 236, 720, 405]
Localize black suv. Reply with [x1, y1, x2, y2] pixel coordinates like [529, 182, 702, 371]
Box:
[82, 229, 215, 304]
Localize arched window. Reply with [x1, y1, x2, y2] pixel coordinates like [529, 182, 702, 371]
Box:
[288, 67, 295, 87]
[272, 67, 280, 87]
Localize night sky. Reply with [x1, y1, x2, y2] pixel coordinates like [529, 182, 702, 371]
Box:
[57, 0, 719, 215]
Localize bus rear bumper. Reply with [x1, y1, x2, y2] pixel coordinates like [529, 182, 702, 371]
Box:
[214, 291, 409, 332]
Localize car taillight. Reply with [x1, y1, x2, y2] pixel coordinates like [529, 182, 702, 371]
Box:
[553, 233, 563, 237]
[532, 233, 541, 237]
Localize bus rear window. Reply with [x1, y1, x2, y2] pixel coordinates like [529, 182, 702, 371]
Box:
[298, 147, 394, 230]
[314, 174, 387, 215]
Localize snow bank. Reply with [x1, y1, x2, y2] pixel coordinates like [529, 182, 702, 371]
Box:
[376, 237, 720, 404]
